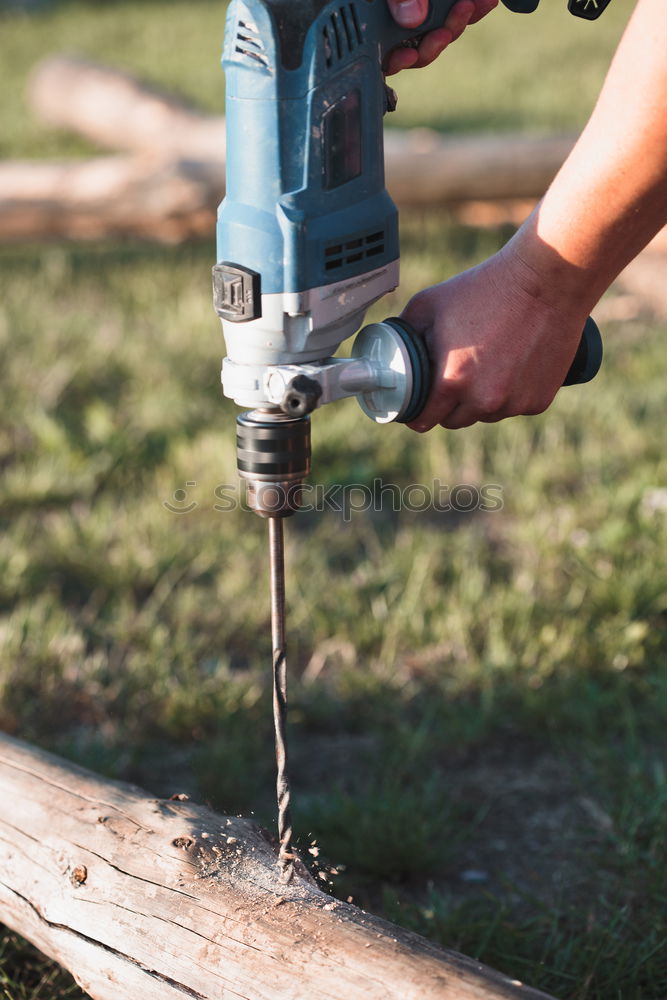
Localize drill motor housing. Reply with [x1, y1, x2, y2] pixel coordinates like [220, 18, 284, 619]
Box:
[214, 0, 459, 395]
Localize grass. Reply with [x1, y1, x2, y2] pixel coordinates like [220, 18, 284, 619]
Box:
[1, 2, 666, 998]
[0, 932, 84, 1000]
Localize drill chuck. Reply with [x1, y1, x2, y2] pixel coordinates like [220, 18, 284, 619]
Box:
[236, 411, 311, 517]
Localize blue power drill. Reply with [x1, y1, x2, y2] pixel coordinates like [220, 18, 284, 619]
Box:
[213, 0, 602, 519]
[213, 0, 604, 880]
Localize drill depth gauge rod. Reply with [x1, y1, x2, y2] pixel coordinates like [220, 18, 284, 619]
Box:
[214, 0, 603, 881]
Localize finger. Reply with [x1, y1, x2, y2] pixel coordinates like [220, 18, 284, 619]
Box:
[468, 0, 499, 23]
[386, 0, 429, 28]
[407, 412, 438, 433]
[384, 45, 420, 75]
[439, 403, 479, 430]
[443, 0, 475, 41]
[413, 0, 492, 69]
[413, 27, 452, 68]
[408, 383, 462, 432]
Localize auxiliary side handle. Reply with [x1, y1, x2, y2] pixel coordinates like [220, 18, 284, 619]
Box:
[384, 315, 603, 424]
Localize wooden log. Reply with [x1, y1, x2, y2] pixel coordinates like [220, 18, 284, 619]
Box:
[27, 55, 575, 203]
[383, 130, 575, 205]
[0, 155, 220, 243]
[0, 155, 541, 243]
[449, 198, 537, 228]
[0, 733, 555, 1000]
[15, 55, 667, 258]
[28, 55, 226, 163]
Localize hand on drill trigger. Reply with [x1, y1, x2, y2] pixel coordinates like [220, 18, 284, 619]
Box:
[385, 0, 498, 75]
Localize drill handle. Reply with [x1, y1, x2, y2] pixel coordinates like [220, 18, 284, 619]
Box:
[562, 316, 603, 386]
[500, 0, 541, 11]
[379, 0, 542, 56]
[388, 315, 602, 424]
[378, 0, 459, 56]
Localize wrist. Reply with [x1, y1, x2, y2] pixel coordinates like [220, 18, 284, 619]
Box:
[500, 211, 600, 323]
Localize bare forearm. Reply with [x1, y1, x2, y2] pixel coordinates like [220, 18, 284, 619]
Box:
[508, 0, 667, 316]
[401, 0, 667, 432]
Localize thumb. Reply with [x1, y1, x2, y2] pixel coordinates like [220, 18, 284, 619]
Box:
[387, 0, 429, 28]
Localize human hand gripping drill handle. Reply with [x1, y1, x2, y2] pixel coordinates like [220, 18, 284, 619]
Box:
[213, 0, 602, 880]
[216, 0, 602, 515]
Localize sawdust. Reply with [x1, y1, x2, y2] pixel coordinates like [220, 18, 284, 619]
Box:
[138, 734, 615, 924]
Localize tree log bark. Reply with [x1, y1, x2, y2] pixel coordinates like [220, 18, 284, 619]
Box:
[0, 733, 555, 1000]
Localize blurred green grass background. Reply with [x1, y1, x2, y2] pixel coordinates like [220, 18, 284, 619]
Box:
[1, 2, 667, 998]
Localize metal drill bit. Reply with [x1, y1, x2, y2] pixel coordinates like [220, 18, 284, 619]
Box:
[268, 515, 294, 883]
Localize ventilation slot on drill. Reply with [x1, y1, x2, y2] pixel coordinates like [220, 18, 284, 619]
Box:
[322, 4, 363, 67]
[324, 230, 385, 272]
[235, 19, 270, 67]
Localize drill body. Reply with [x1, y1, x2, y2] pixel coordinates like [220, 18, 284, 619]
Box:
[214, 0, 602, 515]
[211, 0, 604, 885]
[215, 0, 458, 405]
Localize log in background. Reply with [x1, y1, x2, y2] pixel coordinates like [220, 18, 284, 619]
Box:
[4, 52, 666, 316]
[0, 56, 578, 242]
